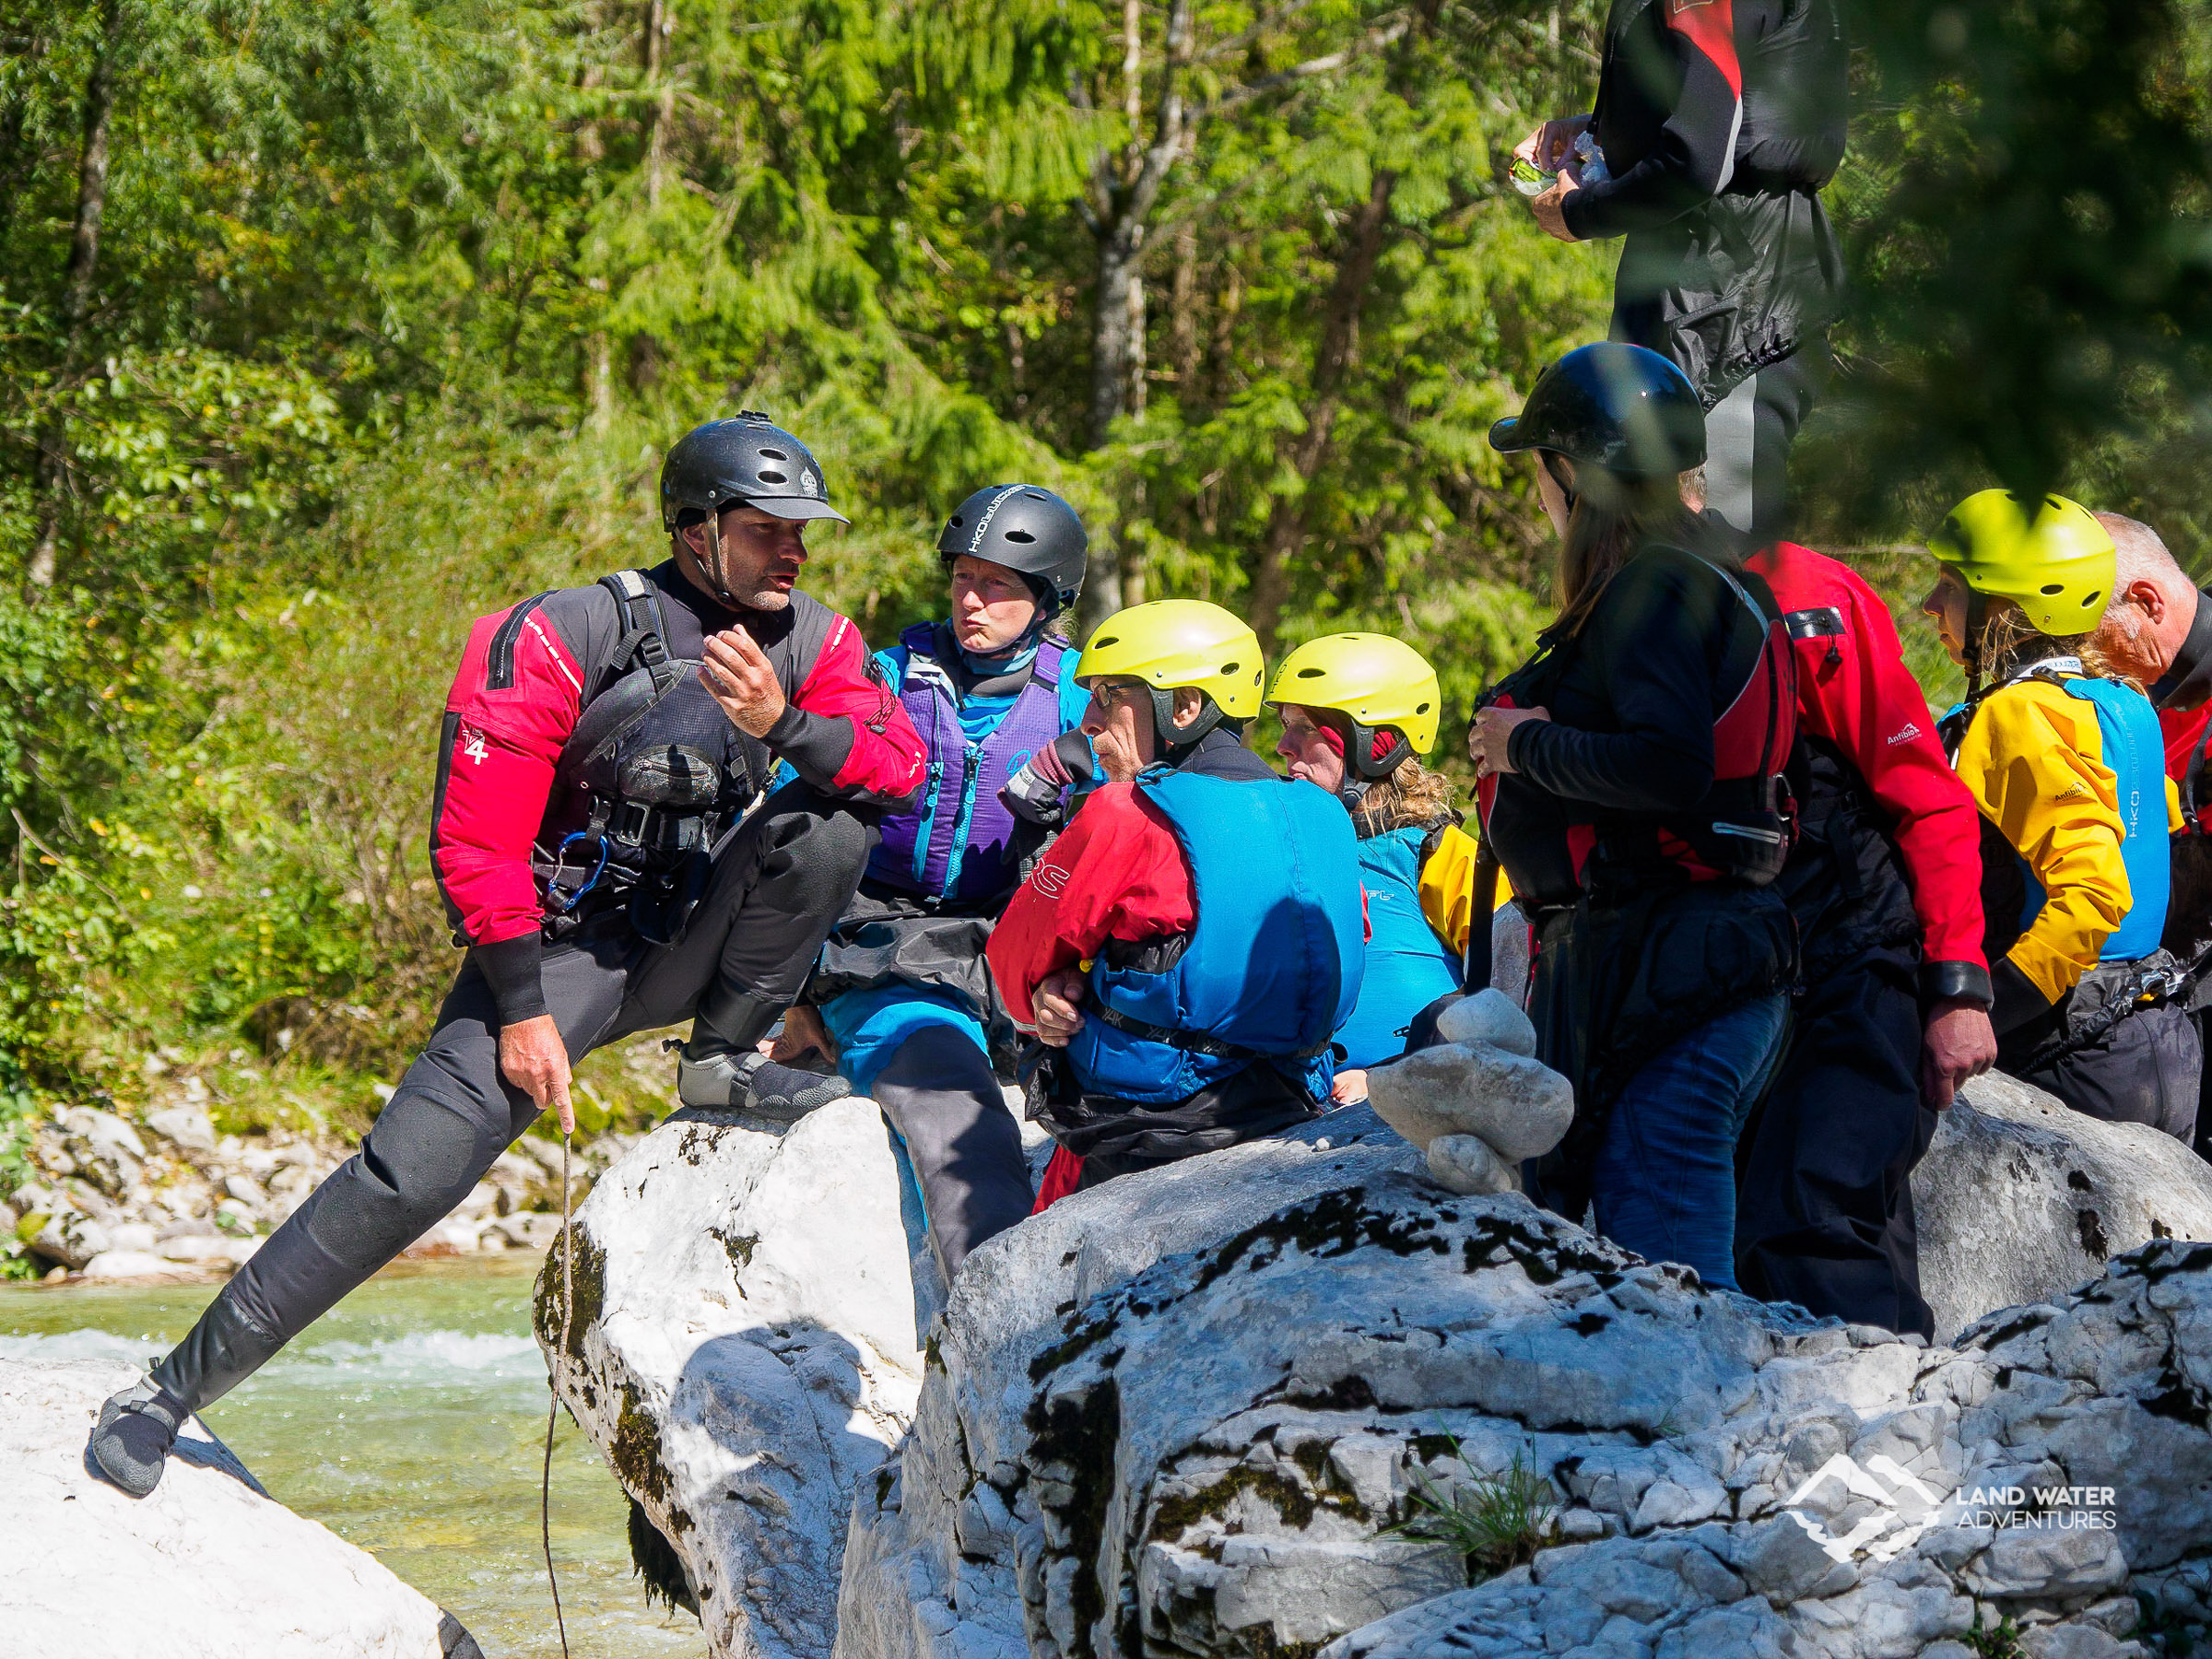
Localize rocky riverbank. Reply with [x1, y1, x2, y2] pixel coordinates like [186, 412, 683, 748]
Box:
[3, 1066, 648, 1284]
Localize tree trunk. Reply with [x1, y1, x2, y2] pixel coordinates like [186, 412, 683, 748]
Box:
[1244, 166, 1399, 656]
[642, 0, 672, 206]
[1170, 218, 1200, 391]
[27, 0, 122, 596]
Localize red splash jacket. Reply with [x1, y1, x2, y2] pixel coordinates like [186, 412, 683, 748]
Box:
[1747, 542, 1987, 982]
[431, 560, 925, 1023]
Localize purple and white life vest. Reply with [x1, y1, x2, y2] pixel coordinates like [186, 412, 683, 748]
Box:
[869, 623, 1071, 904]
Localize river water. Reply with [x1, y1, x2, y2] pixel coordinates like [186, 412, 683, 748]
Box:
[0, 1254, 702, 1659]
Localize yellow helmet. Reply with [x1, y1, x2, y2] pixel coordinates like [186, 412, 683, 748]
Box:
[1927, 489, 2115, 638]
[1077, 599, 1265, 719]
[1266, 633, 1441, 778]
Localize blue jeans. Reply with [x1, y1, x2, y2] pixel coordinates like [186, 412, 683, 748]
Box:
[1590, 994, 1788, 1293]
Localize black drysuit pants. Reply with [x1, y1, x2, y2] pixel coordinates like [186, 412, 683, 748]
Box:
[869, 1027, 1034, 1281]
[153, 784, 873, 1413]
[1735, 943, 1938, 1339]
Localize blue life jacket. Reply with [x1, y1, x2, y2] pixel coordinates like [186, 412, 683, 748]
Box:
[871, 624, 1072, 903]
[1335, 824, 1462, 1067]
[1069, 766, 1366, 1105]
[1960, 665, 2172, 965]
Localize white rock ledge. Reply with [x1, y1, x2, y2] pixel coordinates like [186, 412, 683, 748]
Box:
[0, 1355, 477, 1658]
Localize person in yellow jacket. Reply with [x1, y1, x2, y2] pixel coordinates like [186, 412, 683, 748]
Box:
[1920, 489, 2201, 1137]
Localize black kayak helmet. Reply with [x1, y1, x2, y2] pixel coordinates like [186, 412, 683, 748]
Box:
[659, 412, 848, 532]
[935, 484, 1088, 614]
[1488, 343, 1707, 478]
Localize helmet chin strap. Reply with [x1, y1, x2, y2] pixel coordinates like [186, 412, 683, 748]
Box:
[1149, 688, 1223, 759]
[700, 507, 744, 611]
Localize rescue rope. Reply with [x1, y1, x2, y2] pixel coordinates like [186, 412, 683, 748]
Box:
[541, 1129, 575, 1659]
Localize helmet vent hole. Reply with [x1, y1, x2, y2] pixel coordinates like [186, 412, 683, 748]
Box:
[1095, 634, 1120, 650]
[1222, 661, 1241, 676]
[1297, 667, 1324, 677]
[1023, 490, 1048, 500]
[758, 469, 788, 484]
[2085, 592, 2103, 606]
[1418, 700, 1432, 713]
[1006, 529, 1036, 543]
[759, 448, 788, 461]
[2040, 582, 2064, 594]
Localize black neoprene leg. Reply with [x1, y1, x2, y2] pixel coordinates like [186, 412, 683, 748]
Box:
[152, 946, 628, 1413]
[1733, 944, 1937, 1339]
[872, 1026, 1033, 1279]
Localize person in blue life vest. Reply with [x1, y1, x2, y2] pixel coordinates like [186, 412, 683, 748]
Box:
[1268, 632, 1464, 1098]
[1919, 490, 2202, 1138]
[769, 485, 1098, 1278]
[988, 601, 1368, 1202]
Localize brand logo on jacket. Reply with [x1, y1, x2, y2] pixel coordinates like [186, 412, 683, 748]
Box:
[1886, 722, 1922, 746]
[461, 726, 488, 766]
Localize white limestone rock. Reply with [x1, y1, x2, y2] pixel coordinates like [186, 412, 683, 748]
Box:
[1912, 1068, 2212, 1341]
[0, 1355, 468, 1658]
[1424, 1133, 1513, 1196]
[835, 1107, 1425, 1659]
[1363, 1038, 1574, 1163]
[147, 1104, 219, 1156]
[1433, 987, 1538, 1056]
[839, 1151, 2212, 1659]
[536, 1097, 955, 1659]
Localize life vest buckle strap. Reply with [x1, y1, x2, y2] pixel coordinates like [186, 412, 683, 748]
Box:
[1090, 1002, 1332, 1064]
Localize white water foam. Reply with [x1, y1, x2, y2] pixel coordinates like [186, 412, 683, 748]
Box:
[0, 1328, 157, 1365]
[0, 1327, 542, 1385]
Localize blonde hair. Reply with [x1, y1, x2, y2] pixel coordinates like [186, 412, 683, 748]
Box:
[1352, 757, 1457, 838]
[1972, 598, 2137, 692]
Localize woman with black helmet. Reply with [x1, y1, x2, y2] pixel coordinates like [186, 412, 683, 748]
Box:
[1472, 342, 1798, 1291]
[771, 484, 1099, 1279]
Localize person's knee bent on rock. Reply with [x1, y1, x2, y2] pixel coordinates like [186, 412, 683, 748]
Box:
[2085, 512, 2212, 1158]
[1918, 491, 2203, 1139]
[1512, 0, 1847, 541]
[1477, 343, 1799, 1292]
[784, 485, 1097, 1279]
[1732, 540, 1997, 1337]
[1268, 634, 1467, 1097]
[985, 601, 1367, 1200]
[88, 414, 927, 1498]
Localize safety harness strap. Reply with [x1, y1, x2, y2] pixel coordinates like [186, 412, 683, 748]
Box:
[597, 570, 677, 694]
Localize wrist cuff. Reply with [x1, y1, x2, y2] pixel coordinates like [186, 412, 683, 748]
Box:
[474, 934, 548, 1025]
[1921, 960, 1994, 1009]
[1989, 958, 2053, 1036]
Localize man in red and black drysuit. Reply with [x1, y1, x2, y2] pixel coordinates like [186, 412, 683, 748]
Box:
[90, 414, 926, 1499]
[1735, 540, 1997, 1337]
[1517, 0, 1848, 542]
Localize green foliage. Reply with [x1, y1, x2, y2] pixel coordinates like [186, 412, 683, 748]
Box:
[1963, 1607, 2026, 1659]
[1388, 1438, 1563, 1583]
[1, 0, 2209, 1121]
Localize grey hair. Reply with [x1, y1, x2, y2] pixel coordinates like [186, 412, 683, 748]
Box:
[2097, 511, 2183, 594]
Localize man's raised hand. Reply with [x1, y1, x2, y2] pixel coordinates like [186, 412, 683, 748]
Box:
[703, 626, 788, 737]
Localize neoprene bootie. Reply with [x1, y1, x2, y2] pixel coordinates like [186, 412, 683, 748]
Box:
[678, 1047, 852, 1118]
[89, 1376, 191, 1497]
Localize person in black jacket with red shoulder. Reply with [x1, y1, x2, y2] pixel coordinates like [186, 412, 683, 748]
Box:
[1515, 0, 1848, 542]
[1472, 343, 1798, 1291]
